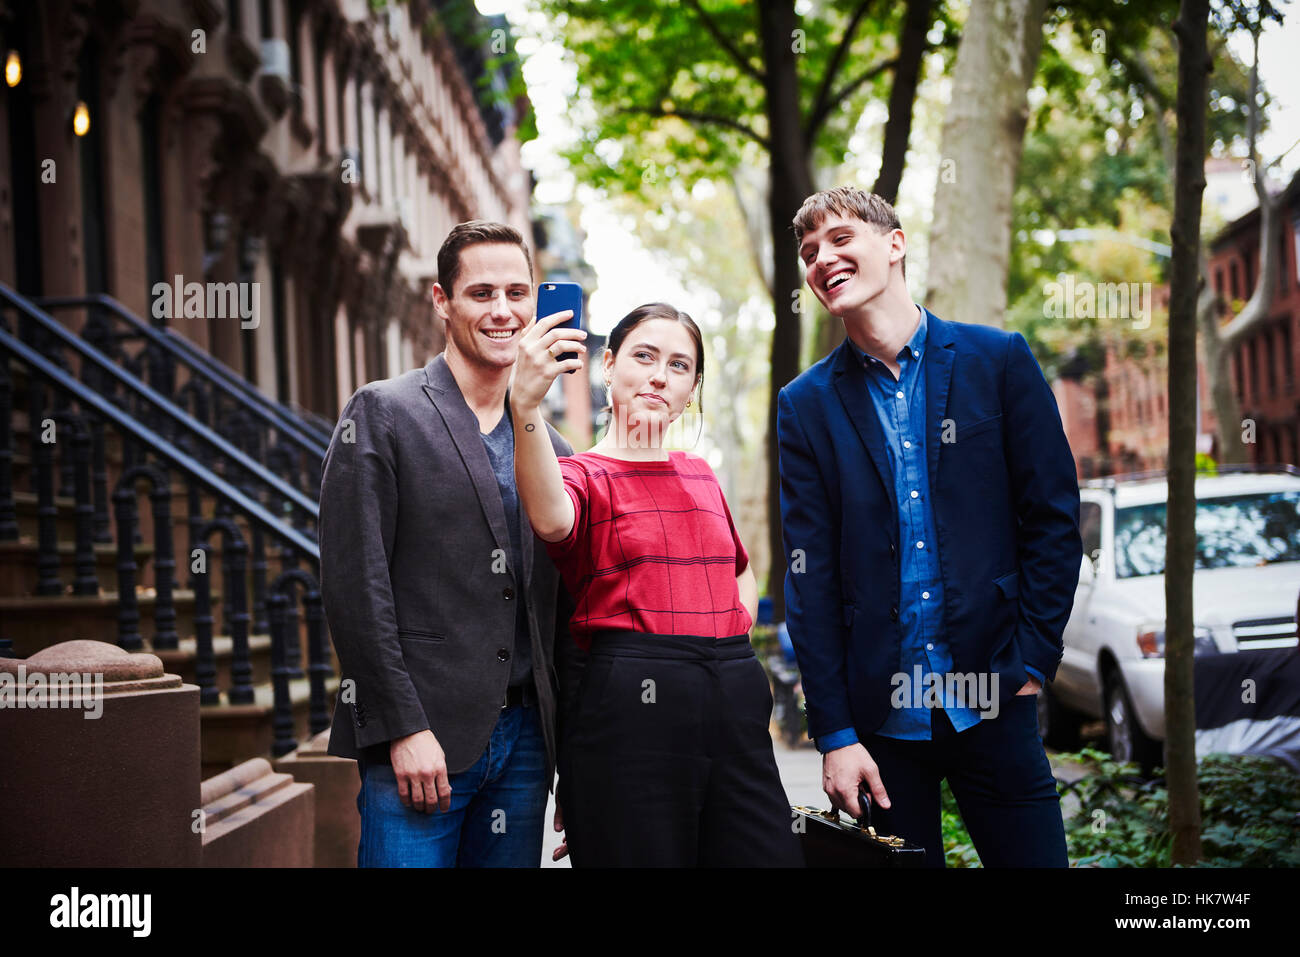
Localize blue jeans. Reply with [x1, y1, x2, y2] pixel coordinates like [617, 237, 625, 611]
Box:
[356, 704, 549, 867]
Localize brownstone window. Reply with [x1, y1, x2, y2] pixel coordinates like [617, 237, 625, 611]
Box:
[356, 78, 366, 186]
[1249, 337, 1259, 401]
[1267, 326, 1278, 396]
[227, 0, 242, 34]
[1282, 322, 1293, 393]
[289, 1, 303, 88]
[337, 66, 347, 157]
[314, 19, 327, 149]
[1245, 247, 1256, 294]
[1282, 228, 1290, 295]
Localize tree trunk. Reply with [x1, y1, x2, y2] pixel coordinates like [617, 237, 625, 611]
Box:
[925, 0, 1046, 327]
[760, 0, 815, 620]
[873, 0, 934, 204]
[1166, 0, 1208, 867]
[1196, 256, 1244, 464]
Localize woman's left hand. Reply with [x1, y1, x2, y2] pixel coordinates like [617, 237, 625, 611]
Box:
[552, 800, 569, 862]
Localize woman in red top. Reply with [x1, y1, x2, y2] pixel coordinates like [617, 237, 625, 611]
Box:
[511, 302, 802, 867]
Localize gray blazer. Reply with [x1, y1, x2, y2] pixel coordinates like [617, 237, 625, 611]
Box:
[320, 354, 574, 778]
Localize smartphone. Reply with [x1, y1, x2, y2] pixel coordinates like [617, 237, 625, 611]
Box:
[536, 281, 584, 373]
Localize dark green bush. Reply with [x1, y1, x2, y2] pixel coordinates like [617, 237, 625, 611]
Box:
[1057, 748, 1300, 867]
[939, 749, 1300, 867]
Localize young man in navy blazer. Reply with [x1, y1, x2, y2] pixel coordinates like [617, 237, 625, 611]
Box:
[778, 187, 1082, 867]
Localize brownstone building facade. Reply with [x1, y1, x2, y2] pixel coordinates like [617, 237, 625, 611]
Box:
[1054, 171, 1300, 477]
[1209, 172, 1300, 466]
[0, 0, 532, 419]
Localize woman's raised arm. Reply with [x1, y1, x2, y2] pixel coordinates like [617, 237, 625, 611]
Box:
[510, 309, 587, 542]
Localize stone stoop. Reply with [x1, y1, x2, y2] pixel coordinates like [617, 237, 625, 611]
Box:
[0, 640, 202, 867]
[200, 758, 315, 867]
[273, 729, 359, 868]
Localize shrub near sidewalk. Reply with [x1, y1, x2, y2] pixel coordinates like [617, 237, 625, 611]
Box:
[939, 750, 1300, 866]
[1055, 748, 1300, 867]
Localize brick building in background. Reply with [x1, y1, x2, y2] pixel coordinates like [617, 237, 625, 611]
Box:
[1054, 167, 1300, 477]
[0, 0, 532, 419]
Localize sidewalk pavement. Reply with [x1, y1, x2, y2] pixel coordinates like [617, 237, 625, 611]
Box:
[541, 736, 1090, 867]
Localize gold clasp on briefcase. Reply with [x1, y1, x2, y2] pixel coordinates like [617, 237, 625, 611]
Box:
[793, 783, 909, 848]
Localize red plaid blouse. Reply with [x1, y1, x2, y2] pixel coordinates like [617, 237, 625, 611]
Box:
[544, 450, 753, 649]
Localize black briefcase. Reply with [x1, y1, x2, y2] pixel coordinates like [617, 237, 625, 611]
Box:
[792, 788, 926, 867]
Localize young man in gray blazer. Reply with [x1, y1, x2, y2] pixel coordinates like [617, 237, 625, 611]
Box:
[321, 221, 575, 867]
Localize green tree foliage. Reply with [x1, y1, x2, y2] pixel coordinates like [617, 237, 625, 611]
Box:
[527, 0, 954, 614]
[1007, 4, 1260, 368]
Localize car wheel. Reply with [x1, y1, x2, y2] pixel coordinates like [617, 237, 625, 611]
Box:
[1103, 673, 1162, 772]
[1038, 683, 1082, 751]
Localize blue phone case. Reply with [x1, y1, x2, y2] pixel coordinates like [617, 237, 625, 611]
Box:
[537, 281, 584, 371]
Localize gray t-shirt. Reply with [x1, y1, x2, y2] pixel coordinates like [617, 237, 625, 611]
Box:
[479, 407, 532, 687]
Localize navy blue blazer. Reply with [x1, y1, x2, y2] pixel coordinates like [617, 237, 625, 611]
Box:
[777, 310, 1082, 741]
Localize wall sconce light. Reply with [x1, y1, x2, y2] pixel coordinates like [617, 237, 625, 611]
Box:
[72, 100, 90, 137]
[4, 51, 20, 88]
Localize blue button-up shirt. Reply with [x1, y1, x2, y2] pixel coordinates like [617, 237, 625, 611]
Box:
[816, 306, 1042, 751]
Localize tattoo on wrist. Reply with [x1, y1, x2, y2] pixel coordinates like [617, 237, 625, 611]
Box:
[525, 423, 535, 432]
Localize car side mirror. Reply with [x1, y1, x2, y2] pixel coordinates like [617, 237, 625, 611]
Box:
[1079, 553, 1095, 587]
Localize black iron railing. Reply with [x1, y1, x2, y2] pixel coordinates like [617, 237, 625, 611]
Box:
[35, 294, 328, 492]
[0, 284, 332, 753]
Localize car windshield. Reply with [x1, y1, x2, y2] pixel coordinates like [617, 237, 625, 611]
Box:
[1114, 490, 1300, 578]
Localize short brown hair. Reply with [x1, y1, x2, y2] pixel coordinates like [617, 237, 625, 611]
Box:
[792, 187, 905, 276]
[436, 220, 533, 297]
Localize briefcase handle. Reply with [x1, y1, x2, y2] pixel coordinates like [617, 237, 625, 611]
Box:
[856, 785, 874, 832]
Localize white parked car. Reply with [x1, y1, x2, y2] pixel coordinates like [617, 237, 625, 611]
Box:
[1043, 467, 1300, 769]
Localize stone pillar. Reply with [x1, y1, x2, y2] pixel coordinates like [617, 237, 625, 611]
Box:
[102, 45, 150, 316]
[251, 247, 276, 395]
[360, 79, 377, 199]
[0, 640, 202, 866]
[239, 0, 260, 50]
[31, 29, 86, 305]
[333, 303, 352, 409]
[0, 66, 13, 288]
[273, 730, 357, 868]
[320, 44, 339, 157]
[377, 103, 391, 209]
[158, 102, 217, 352]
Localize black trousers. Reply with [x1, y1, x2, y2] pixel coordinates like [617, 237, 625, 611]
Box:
[863, 695, 1069, 867]
[558, 632, 805, 867]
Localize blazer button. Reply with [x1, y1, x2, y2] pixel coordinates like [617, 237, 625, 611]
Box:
[889, 544, 896, 558]
[503, 587, 515, 600]
[890, 606, 899, 621]
[497, 648, 511, 661]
